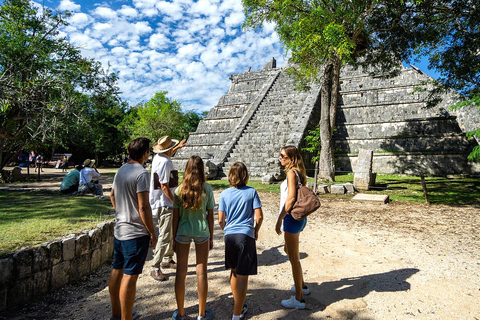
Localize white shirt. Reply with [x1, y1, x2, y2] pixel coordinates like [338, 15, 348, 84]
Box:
[79, 167, 100, 186]
[149, 153, 176, 209]
[279, 178, 288, 215]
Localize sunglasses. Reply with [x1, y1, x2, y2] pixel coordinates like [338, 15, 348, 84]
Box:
[279, 153, 288, 159]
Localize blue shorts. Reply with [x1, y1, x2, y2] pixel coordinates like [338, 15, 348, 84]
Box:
[283, 213, 307, 234]
[112, 235, 149, 275]
[175, 234, 210, 244]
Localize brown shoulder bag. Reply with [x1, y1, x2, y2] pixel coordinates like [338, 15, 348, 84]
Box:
[289, 170, 321, 221]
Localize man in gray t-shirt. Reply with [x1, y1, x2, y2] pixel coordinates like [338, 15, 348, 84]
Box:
[108, 137, 157, 320]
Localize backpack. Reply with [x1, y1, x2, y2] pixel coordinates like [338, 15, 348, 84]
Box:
[289, 170, 321, 220]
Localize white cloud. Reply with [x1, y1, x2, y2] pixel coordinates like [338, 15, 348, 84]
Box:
[68, 12, 90, 28]
[58, 0, 81, 12]
[55, 0, 286, 112]
[94, 7, 117, 19]
[118, 6, 138, 18]
[156, 1, 183, 20]
[149, 33, 169, 49]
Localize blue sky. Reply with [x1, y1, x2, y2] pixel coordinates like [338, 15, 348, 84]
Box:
[30, 0, 286, 112]
[28, 0, 438, 112]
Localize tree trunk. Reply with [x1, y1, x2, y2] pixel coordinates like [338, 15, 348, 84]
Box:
[318, 56, 341, 182]
[319, 62, 335, 182]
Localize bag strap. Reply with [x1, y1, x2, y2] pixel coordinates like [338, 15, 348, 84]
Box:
[292, 170, 302, 188]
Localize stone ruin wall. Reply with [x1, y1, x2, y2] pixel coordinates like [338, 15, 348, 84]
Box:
[0, 220, 115, 311]
[174, 59, 480, 178]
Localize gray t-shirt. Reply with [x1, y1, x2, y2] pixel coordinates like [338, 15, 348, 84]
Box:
[112, 163, 150, 240]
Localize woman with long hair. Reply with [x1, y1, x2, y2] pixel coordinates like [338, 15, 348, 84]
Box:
[276, 145, 310, 309]
[172, 156, 215, 320]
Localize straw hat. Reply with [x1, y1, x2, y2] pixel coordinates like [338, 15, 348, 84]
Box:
[152, 136, 179, 153]
[83, 159, 96, 168]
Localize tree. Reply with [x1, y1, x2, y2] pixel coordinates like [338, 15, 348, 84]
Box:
[242, 0, 422, 181]
[0, 0, 119, 170]
[408, 0, 479, 161]
[123, 91, 186, 142]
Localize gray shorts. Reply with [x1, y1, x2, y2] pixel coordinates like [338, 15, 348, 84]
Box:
[175, 234, 209, 244]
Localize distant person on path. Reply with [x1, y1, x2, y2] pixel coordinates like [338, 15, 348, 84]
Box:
[149, 135, 186, 281]
[60, 165, 84, 194]
[108, 137, 157, 320]
[218, 162, 263, 320]
[61, 155, 68, 172]
[78, 159, 103, 196]
[276, 145, 310, 310]
[172, 156, 215, 320]
[35, 153, 44, 172]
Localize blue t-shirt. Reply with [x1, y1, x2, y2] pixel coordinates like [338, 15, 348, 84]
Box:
[218, 186, 262, 239]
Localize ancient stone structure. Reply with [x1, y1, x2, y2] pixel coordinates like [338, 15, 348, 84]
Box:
[0, 220, 115, 311]
[174, 58, 480, 178]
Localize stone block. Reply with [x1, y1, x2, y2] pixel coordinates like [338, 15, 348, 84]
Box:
[76, 233, 90, 256]
[91, 248, 102, 270]
[331, 184, 346, 195]
[33, 269, 51, 296]
[107, 238, 114, 257]
[354, 149, 374, 191]
[51, 260, 70, 290]
[205, 160, 218, 180]
[13, 248, 33, 279]
[62, 234, 76, 261]
[89, 228, 102, 250]
[0, 286, 6, 311]
[47, 239, 62, 265]
[32, 244, 50, 272]
[262, 174, 274, 184]
[345, 183, 355, 194]
[317, 185, 329, 194]
[7, 276, 34, 308]
[352, 193, 389, 204]
[71, 254, 91, 280]
[0, 257, 13, 286]
[100, 242, 112, 264]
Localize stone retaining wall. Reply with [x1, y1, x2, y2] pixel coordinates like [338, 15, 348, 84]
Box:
[0, 220, 115, 311]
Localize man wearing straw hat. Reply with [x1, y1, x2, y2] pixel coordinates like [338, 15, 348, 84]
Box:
[149, 135, 186, 281]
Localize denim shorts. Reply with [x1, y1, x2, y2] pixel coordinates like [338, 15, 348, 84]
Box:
[112, 235, 149, 275]
[283, 213, 307, 234]
[175, 234, 210, 244]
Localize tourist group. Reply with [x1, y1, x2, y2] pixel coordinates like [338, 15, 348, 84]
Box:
[108, 136, 310, 320]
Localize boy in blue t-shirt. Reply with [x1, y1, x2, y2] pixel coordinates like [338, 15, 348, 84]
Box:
[218, 162, 263, 320]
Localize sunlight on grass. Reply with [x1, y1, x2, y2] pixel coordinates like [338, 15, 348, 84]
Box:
[0, 191, 112, 256]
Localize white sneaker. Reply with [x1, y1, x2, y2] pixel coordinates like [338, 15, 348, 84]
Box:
[290, 285, 311, 295]
[281, 296, 306, 309]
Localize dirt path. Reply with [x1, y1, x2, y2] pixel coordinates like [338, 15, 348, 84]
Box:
[1, 168, 480, 320]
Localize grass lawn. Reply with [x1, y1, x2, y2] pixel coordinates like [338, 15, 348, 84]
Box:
[329, 173, 480, 204]
[0, 191, 112, 257]
[1, 172, 477, 256]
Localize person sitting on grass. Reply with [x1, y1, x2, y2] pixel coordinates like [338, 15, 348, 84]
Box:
[218, 162, 263, 320]
[59, 165, 83, 194]
[78, 159, 103, 196]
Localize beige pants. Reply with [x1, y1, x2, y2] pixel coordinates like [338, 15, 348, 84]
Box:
[151, 207, 174, 269]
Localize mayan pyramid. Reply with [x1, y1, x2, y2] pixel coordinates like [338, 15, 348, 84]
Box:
[172, 58, 480, 178]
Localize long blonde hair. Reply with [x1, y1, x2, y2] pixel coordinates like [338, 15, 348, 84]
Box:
[282, 145, 307, 186]
[178, 156, 205, 210]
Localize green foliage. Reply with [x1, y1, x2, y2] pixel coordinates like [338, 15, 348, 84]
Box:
[123, 91, 204, 143]
[302, 125, 321, 163]
[0, 0, 120, 169]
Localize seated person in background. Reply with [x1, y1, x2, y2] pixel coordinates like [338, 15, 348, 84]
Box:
[60, 165, 84, 194]
[78, 159, 103, 196]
